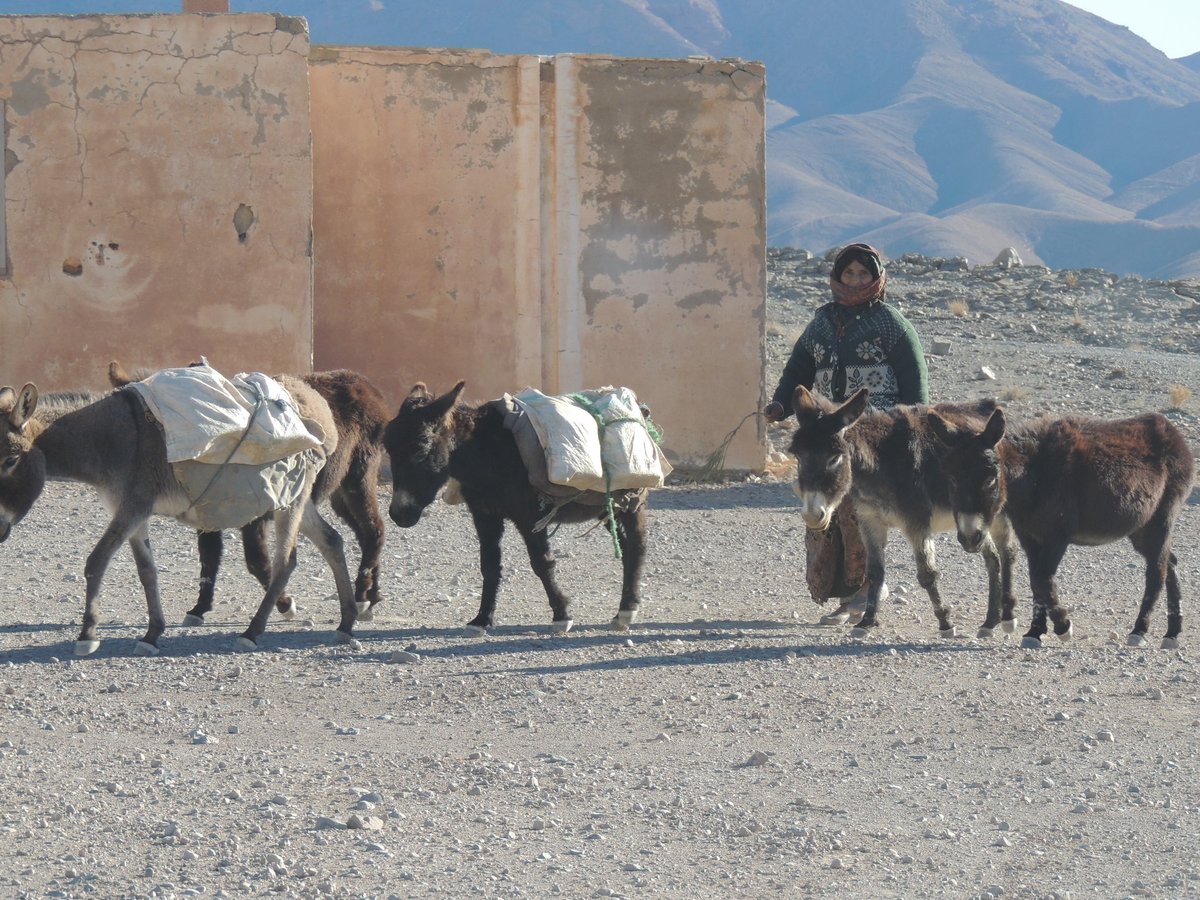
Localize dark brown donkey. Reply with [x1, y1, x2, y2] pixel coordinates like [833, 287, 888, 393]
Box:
[928, 407, 1195, 649]
[108, 363, 390, 625]
[788, 385, 1017, 638]
[0, 379, 360, 655]
[383, 382, 649, 633]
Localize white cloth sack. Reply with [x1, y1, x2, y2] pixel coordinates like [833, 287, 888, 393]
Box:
[128, 365, 325, 464]
[576, 386, 673, 489]
[127, 365, 328, 531]
[512, 389, 606, 491]
[513, 387, 671, 492]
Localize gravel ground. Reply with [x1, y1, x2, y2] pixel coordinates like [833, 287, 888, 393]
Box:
[1, 255, 1199, 899]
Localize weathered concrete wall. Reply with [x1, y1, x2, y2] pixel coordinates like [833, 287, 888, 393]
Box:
[552, 57, 766, 468]
[309, 48, 544, 405]
[0, 14, 313, 391]
[312, 49, 766, 468]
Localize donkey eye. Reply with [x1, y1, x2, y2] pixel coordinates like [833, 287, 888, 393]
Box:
[1, 455, 19, 474]
[826, 454, 843, 472]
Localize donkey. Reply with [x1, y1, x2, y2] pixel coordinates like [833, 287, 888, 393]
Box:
[928, 407, 1195, 649]
[383, 382, 648, 633]
[788, 385, 1017, 639]
[0, 379, 360, 655]
[108, 363, 390, 625]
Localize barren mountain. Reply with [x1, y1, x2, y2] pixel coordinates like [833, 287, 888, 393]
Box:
[236, 0, 1200, 277]
[15, 0, 1200, 276]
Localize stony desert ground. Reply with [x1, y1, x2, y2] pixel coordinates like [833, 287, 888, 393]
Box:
[1, 251, 1199, 899]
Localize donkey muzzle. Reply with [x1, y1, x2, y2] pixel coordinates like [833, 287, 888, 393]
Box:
[794, 486, 834, 530]
[955, 513, 987, 553]
[388, 505, 423, 528]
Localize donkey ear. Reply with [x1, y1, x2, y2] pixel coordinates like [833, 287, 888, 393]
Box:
[107, 360, 132, 388]
[927, 411, 956, 443]
[791, 385, 818, 418]
[426, 380, 466, 425]
[833, 388, 869, 431]
[11, 383, 39, 429]
[981, 408, 1006, 449]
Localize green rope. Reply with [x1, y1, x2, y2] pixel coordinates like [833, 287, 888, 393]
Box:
[564, 391, 663, 560]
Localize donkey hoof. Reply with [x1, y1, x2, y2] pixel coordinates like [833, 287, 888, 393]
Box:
[1020, 635, 1043, 649]
[334, 630, 358, 647]
[463, 624, 488, 637]
[1001, 618, 1017, 634]
[74, 639, 101, 657]
[276, 604, 297, 622]
[819, 612, 850, 626]
[356, 602, 374, 623]
[1126, 632, 1147, 647]
[611, 609, 639, 630]
[235, 636, 258, 652]
[182, 613, 205, 626]
[551, 619, 574, 635]
[133, 640, 160, 657]
[848, 625, 871, 640]
[1055, 622, 1074, 642]
[940, 625, 959, 638]
[1161, 636, 1181, 650]
[976, 626, 994, 640]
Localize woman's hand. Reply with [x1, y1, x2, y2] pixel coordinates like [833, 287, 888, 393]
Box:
[762, 401, 786, 423]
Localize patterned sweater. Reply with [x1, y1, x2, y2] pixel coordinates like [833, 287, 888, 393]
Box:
[771, 300, 929, 414]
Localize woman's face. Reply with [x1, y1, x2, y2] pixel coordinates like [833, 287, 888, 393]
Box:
[839, 259, 874, 285]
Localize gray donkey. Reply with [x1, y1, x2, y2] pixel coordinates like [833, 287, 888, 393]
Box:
[0, 379, 359, 656]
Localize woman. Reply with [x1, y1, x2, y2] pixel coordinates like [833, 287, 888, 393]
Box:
[763, 243, 928, 624]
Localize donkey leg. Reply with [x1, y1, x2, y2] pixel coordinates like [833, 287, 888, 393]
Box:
[912, 533, 957, 636]
[239, 515, 297, 619]
[238, 504, 304, 649]
[1163, 551, 1182, 648]
[849, 514, 889, 636]
[185, 530, 224, 625]
[1128, 524, 1171, 647]
[77, 515, 144, 656]
[127, 522, 166, 656]
[611, 503, 648, 631]
[995, 519, 1020, 632]
[298, 500, 358, 640]
[331, 478, 386, 620]
[1021, 540, 1068, 648]
[518, 525, 574, 633]
[977, 534, 1004, 638]
[467, 511, 505, 633]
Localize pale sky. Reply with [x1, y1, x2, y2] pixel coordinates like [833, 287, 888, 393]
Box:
[1066, 0, 1200, 59]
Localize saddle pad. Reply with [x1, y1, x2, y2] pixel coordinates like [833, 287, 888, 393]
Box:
[171, 449, 325, 532]
[128, 365, 325, 465]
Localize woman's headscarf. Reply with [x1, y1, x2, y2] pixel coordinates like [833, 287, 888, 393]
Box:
[830, 243, 887, 307]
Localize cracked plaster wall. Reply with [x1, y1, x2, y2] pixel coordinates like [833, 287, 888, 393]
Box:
[311, 49, 766, 468]
[0, 14, 313, 390]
